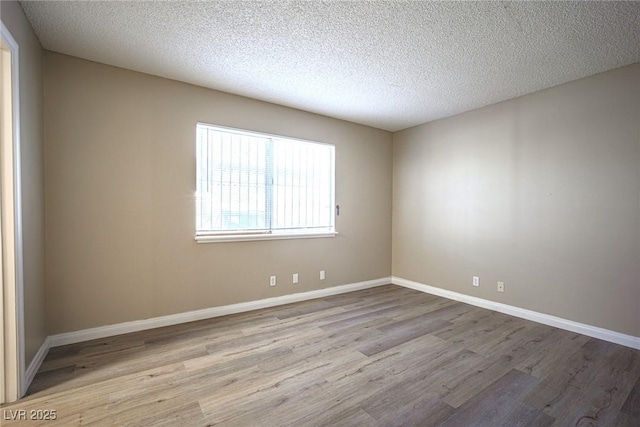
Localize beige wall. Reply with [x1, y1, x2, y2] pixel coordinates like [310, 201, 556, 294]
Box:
[44, 52, 392, 334]
[26, 26, 640, 340]
[1, 1, 46, 366]
[393, 63, 640, 337]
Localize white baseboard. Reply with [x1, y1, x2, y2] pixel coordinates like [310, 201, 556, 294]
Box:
[49, 277, 392, 348]
[23, 336, 51, 396]
[392, 276, 640, 350]
[22, 275, 638, 393]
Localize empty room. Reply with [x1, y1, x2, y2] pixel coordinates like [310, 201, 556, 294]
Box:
[1, 0, 639, 425]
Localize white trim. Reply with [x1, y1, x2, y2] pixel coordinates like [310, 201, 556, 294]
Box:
[196, 231, 338, 243]
[1, 21, 25, 402]
[49, 277, 391, 348]
[392, 276, 640, 350]
[12, 35, 25, 399]
[196, 122, 334, 148]
[24, 337, 50, 390]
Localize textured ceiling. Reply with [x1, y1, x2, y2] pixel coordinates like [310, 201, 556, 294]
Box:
[20, 1, 640, 131]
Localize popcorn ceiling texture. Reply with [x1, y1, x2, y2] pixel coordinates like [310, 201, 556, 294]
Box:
[21, 1, 640, 131]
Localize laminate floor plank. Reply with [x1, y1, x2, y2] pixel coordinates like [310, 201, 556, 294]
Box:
[622, 375, 640, 417]
[318, 296, 442, 332]
[315, 408, 378, 427]
[378, 303, 458, 333]
[2, 285, 638, 426]
[439, 369, 554, 427]
[535, 346, 640, 426]
[282, 324, 385, 364]
[238, 306, 347, 337]
[272, 299, 336, 320]
[198, 350, 348, 420]
[425, 301, 485, 323]
[372, 395, 455, 427]
[468, 321, 546, 357]
[439, 354, 521, 408]
[357, 318, 452, 356]
[28, 343, 210, 397]
[358, 364, 455, 420]
[515, 330, 594, 380]
[614, 411, 640, 427]
[521, 338, 631, 426]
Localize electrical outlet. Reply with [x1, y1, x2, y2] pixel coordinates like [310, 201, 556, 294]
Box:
[269, 276, 276, 287]
[293, 273, 299, 284]
[473, 276, 480, 287]
[497, 281, 505, 293]
[320, 270, 325, 280]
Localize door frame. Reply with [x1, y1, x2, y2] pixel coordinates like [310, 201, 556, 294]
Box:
[1, 20, 25, 404]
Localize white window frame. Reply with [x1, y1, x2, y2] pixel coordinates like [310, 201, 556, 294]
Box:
[195, 123, 338, 243]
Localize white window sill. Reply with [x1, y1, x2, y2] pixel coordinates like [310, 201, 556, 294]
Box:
[195, 231, 338, 243]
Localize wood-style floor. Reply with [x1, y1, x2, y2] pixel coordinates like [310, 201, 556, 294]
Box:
[2, 285, 639, 426]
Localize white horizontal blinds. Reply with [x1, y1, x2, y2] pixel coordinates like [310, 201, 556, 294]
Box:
[196, 123, 334, 235]
[272, 138, 334, 231]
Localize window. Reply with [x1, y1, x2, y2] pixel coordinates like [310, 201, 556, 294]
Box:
[195, 123, 336, 242]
